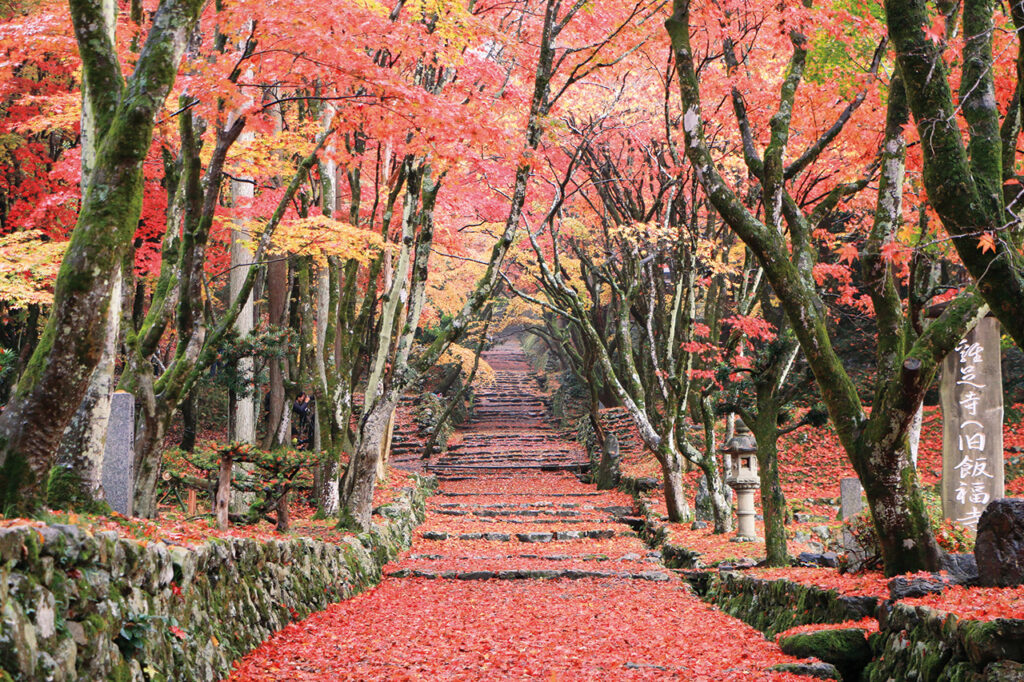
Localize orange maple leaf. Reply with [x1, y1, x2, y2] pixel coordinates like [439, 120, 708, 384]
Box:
[978, 232, 996, 254]
[880, 240, 904, 263]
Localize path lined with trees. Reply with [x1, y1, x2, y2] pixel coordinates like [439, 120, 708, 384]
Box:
[228, 342, 808, 680]
[4, 0, 1024, 677]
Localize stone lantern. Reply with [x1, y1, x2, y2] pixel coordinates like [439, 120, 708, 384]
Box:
[722, 418, 759, 540]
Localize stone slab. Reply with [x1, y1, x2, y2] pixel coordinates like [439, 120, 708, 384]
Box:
[101, 391, 135, 516]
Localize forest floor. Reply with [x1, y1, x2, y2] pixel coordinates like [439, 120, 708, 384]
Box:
[228, 342, 811, 680]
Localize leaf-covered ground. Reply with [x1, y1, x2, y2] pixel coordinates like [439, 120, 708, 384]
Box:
[0, 466, 416, 548]
[228, 342, 1024, 678]
[605, 401, 1024, 619]
[229, 343, 809, 680]
[229, 579, 807, 681]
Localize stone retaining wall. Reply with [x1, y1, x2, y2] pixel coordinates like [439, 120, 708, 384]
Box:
[703, 572, 878, 638]
[617, 474, 706, 570]
[864, 602, 1024, 682]
[0, 476, 434, 682]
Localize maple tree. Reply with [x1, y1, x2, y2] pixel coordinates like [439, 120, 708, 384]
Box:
[884, 0, 1024, 352]
[501, 53, 825, 567]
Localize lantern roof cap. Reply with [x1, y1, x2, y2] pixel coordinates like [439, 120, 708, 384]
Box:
[721, 417, 757, 454]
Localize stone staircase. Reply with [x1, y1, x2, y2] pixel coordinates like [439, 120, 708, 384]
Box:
[424, 342, 588, 479]
[388, 339, 668, 582]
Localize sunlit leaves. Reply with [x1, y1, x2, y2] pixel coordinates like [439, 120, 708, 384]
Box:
[259, 215, 386, 265]
[0, 229, 65, 307]
[435, 343, 496, 387]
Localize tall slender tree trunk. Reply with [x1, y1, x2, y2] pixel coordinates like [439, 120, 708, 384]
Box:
[229, 138, 256, 445]
[751, 403, 789, 567]
[180, 387, 198, 452]
[262, 256, 289, 449]
[228, 108, 256, 515]
[658, 443, 692, 523]
[314, 259, 341, 516]
[262, 97, 289, 450]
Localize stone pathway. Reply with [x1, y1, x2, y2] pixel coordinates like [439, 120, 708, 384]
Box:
[229, 342, 805, 680]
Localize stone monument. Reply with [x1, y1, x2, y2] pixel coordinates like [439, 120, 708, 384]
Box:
[840, 477, 866, 561]
[840, 478, 863, 519]
[101, 391, 135, 516]
[940, 317, 1004, 530]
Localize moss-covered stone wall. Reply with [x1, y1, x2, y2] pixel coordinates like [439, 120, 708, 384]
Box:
[0, 476, 434, 681]
[703, 572, 878, 638]
[865, 602, 1024, 682]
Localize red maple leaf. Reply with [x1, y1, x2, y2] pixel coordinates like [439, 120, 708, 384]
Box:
[923, 15, 946, 43]
[838, 243, 858, 264]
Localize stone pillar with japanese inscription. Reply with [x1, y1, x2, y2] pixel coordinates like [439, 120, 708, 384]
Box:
[940, 317, 1004, 530]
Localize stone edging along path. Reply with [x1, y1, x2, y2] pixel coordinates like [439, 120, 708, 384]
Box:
[0, 475, 435, 682]
[613, 471, 1024, 681]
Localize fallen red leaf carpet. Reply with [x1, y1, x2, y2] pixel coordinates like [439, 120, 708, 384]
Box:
[228, 342, 806, 681]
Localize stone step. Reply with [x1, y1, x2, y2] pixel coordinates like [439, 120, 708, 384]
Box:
[439, 491, 608, 497]
[441, 446, 577, 453]
[434, 458, 579, 466]
[429, 501, 633, 511]
[430, 508, 585, 517]
[427, 463, 589, 472]
[405, 552, 661, 563]
[423, 517, 618, 525]
[387, 568, 673, 581]
[419, 529, 622, 541]
[435, 502, 586, 509]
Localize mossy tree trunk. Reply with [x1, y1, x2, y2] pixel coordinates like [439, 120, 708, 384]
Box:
[659, 442, 691, 523]
[53, 0, 120, 508]
[693, 397, 732, 533]
[261, 254, 290, 450]
[885, 0, 1024, 351]
[0, 0, 205, 515]
[421, 309, 492, 459]
[728, 302, 807, 566]
[748, 391, 791, 567]
[127, 122, 330, 517]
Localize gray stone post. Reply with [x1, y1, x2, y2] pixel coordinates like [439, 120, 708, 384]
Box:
[101, 391, 135, 516]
